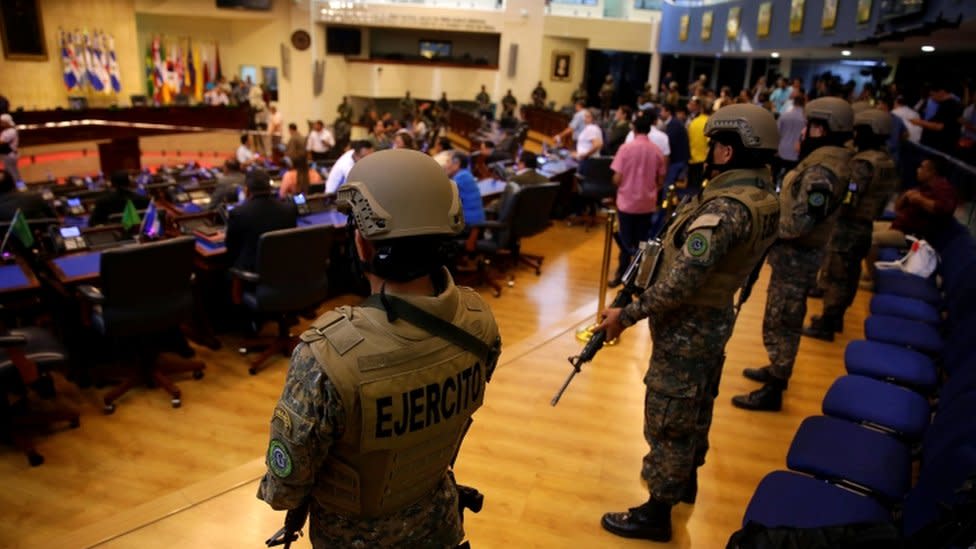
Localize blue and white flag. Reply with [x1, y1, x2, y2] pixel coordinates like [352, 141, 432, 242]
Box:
[140, 200, 162, 238]
[60, 31, 79, 91]
[105, 33, 122, 93]
[83, 33, 104, 92]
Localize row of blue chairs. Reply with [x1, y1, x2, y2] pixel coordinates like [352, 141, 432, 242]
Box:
[733, 220, 976, 547]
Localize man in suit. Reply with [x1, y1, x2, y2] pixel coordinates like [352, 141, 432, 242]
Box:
[224, 169, 297, 272]
[0, 168, 55, 221]
[88, 171, 149, 227]
[488, 151, 549, 219]
[208, 160, 245, 211]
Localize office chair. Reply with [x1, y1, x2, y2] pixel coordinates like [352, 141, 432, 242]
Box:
[570, 156, 616, 230]
[0, 327, 80, 466]
[469, 182, 560, 291]
[232, 226, 333, 375]
[78, 237, 204, 412]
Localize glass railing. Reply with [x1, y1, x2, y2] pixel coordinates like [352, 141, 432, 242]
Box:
[326, 0, 505, 9]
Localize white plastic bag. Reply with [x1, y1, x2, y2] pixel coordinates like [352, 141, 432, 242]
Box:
[874, 236, 939, 278]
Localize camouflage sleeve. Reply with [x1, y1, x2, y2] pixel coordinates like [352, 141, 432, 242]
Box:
[779, 165, 838, 240]
[619, 198, 752, 326]
[850, 158, 873, 189]
[257, 343, 345, 510]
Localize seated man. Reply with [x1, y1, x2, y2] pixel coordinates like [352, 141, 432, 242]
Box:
[236, 134, 256, 167]
[873, 156, 958, 249]
[208, 159, 245, 210]
[225, 170, 298, 272]
[486, 151, 549, 218]
[324, 140, 374, 194]
[480, 140, 511, 165]
[445, 152, 485, 225]
[0, 169, 56, 221]
[88, 170, 150, 227]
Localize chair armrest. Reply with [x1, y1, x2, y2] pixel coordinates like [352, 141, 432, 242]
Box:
[0, 334, 28, 348]
[229, 268, 260, 283]
[78, 285, 105, 304]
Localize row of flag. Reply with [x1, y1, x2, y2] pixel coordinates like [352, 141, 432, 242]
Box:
[146, 36, 223, 105]
[1, 201, 161, 254]
[60, 29, 122, 94]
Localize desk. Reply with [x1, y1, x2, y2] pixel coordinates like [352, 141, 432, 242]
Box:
[298, 211, 348, 228]
[478, 179, 507, 199]
[539, 156, 578, 219]
[49, 252, 102, 284]
[0, 261, 41, 294]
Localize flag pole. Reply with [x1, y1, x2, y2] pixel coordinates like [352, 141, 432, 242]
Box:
[0, 209, 21, 257]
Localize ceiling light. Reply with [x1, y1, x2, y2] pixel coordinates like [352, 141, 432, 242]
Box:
[841, 50, 852, 56]
[921, 45, 935, 52]
[771, 52, 780, 58]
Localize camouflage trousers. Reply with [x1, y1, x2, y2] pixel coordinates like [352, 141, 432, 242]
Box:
[820, 220, 873, 319]
[763, 241, 824, 381]
[642, 305, 735, 505]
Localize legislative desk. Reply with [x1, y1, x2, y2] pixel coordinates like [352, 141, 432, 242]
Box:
[537, 153, 579, 219]
[0, 258, 42, 295]
[521, 107, 570, 140]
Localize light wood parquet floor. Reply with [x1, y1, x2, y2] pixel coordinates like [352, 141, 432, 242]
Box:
[0, 221, 869, 549]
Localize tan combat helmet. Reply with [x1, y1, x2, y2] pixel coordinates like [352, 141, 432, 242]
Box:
[851, 100, 873, 114]
[337, 149, 464, 240]
[854, 108, 893, 136]
[703, 103, 779, 150]
[805, 97, 855, 132]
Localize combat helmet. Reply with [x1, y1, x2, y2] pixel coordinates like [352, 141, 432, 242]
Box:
[853, 108, 893, 136]
[805, 97, 855, 132]
[704, 103, 779, 150]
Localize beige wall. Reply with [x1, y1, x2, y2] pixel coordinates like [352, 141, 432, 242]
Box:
[3, 0, 142, 110]
[540, 36, 588, 109]
[544, 16, 653, 54]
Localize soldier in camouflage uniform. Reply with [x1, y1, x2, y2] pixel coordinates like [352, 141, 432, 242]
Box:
[337, 96, 354, 124]
[733, 97, 855, 411]
[400, 91, 417, 120]
[531, 81, 547, 109]
[599, 75, 616, 119]
[501, 89, 518, 119]
[571, 82, 588, 106]
[804, 109, 899, 340]
[258, 149, 501, 548]
[597, 104, 781, 542]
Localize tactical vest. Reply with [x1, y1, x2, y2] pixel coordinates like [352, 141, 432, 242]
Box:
[655, 168, 780, 309]
[299, 284, 498, 518]
[781, 145, 853, 248]
[844, 149, 899, 222]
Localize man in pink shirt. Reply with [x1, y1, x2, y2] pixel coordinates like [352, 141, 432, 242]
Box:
[609, 114, 665, 287]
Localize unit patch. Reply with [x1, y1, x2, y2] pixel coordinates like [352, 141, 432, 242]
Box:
[268, 440, 293, 478]
[808, 191, 826, 208]
[686, 232, 710, 258]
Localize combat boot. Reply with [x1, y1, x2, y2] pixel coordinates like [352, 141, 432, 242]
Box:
[809, 314, 844, 333]
[802, 314, 840, 342]
[680, 469, 697, 504]
[742, 365, 775, 383]
[601, 500, 673, 541]
[731, 383, 784, 412]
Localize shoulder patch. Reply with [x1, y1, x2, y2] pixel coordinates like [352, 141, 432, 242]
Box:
[687, 213, 722, 231]
[808, 191, 826, 208]
[685, 231, 710, 258]
[267, 439, 293, 478]
[272, 405, 293, 435]
[320, 317, 365, 356]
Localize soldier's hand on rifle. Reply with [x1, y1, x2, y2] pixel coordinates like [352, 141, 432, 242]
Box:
[595, 308, 625, 341]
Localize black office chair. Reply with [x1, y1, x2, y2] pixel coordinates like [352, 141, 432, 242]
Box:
[468, 182, 560, 293]
[232, 226, 333, 375]
[78, 237, 204, 412]
[0, 327, 80, 466]
[572, 156, 616, 230]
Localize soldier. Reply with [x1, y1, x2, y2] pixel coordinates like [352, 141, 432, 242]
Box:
[336, 96, 354, 124]
[501, 89, 518, 119]
[803, 108, 899, 340]
[571, 82, 588, 105]
[732, 97, 855, 411]
[400, 90, 416, 119]
[599, 74, 616, 119]
[258, 149, 501, 548]
[476, 85, 491, 120]
[596, 104, 781, 541]
[532, 81, 547, 109]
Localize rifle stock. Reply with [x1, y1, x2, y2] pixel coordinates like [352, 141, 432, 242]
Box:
[265, 501, 309, 548]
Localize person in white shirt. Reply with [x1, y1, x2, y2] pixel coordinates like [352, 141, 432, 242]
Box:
[554, 100, 588, 146]
[306, 120, 336, 162]
[235, 134, 256, 167]
[574, 110, 603, 166]
[324, 140, 374, 194]
[892, 95, 922, 143]
[268, 103, 284, 153]
[626, 109, 671, 158]
[0, 114, 20, 182]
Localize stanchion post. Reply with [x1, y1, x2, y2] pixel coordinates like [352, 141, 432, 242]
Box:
[576, 208, 618, 344]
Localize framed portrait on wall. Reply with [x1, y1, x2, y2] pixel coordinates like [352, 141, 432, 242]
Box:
[679, 14, 690, 42]
[701, 10, 713, 41]
[0, 0, 47, 60]
[790, 0, 805, 34]
[727, 7, 741, 40]
[857, 0, 872, 24]
[822, 0, 839, 30]
[551, 51, 572, 82]
[757, 2, 773, 38]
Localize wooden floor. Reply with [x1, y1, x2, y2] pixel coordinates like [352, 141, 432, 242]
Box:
[0, 221, 870, 549]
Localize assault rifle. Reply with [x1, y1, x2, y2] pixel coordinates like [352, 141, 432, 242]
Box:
[265, 501, 309, 549]
[550, 195, 690, 406]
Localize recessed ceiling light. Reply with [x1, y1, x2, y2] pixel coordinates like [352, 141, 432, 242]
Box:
[921, 45, 935, 52]
[841, 50, 852, 56]
[771, 52, 780, 58]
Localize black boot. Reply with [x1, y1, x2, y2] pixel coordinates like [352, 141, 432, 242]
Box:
[807, 286, 824, 298]
[731, 383, 784, 412]
[601, 500, 673, 541]
[742, 365, 775, 383]
[802, 315, 838, 342]
[680, 469, 697, 504]
[810, 314, 844, 333]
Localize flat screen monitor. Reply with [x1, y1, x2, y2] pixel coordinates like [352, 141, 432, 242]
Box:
[419, 40, 451, 60]
[216, 0, 271, 10]
[59, 226, 81, 238]
[326, 27, 362, 55]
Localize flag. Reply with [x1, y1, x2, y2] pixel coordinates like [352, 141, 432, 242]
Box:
[145, 38, 154, 98]
[191, 44, 203, 102]
[152, 36, 164, 103]
[214, 43, 222, 81]
[106, 32, 122, 93]
[140, 201, 161, 238]
[187, 40, 196, 99]
[61, 31, 79, 91]
[121, 199, 141, 230]
[11, 210, 34, 248]
[83, 33, 104, 92]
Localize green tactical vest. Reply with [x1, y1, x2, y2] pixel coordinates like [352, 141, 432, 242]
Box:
[655, 168, 780, 309]
[782, 145, 853, 248]
[299, 284, 499, 518]
[845, 149, 899, 222]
